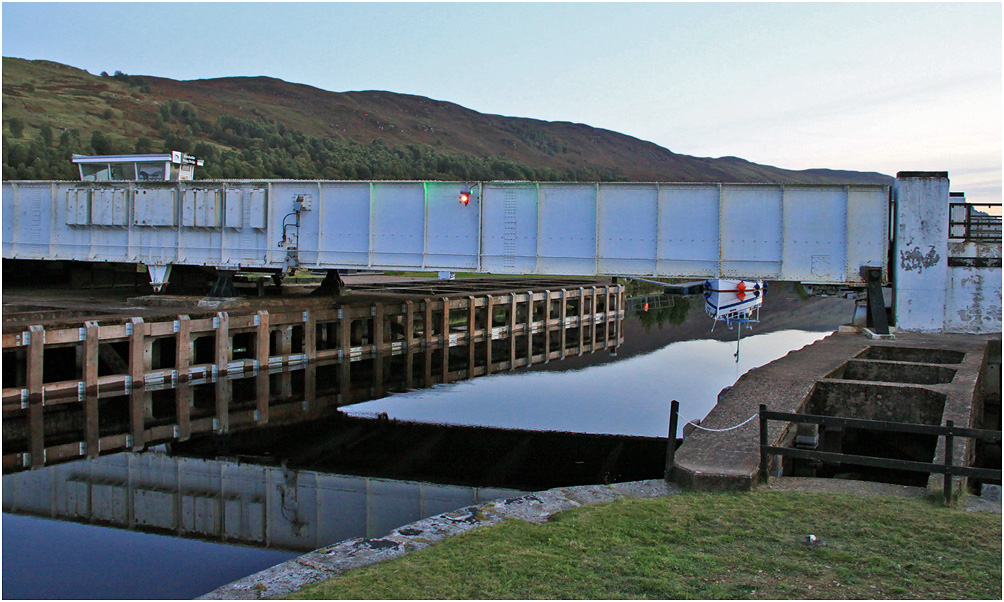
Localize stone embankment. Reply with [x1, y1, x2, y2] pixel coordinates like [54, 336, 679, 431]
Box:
[199, 480, 679, 599]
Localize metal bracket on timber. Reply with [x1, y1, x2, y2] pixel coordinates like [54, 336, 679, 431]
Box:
[310, 270, 345, 297]
[861, 266, 890, 335]
[208, 270, 237, 298]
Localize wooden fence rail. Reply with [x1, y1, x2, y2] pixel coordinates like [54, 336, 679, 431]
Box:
[759, 404, 1002, 503]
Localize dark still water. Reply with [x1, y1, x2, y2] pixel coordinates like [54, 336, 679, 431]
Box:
[2, 513, 296, 600]
[2, 283, 853, 598]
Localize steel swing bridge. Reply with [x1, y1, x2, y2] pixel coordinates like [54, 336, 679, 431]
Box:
[2, 178, 891, 292]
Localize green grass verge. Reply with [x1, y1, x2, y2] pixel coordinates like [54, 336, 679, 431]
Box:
[286, 491, 1001, 600]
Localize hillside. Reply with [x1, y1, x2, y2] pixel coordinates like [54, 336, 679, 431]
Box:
[2, 57, 892, 184]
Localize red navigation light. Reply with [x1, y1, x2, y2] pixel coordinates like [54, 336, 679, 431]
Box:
[459, 190, 471, 205]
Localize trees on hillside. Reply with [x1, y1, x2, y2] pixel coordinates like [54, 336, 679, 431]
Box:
[3, 102, 627, 182]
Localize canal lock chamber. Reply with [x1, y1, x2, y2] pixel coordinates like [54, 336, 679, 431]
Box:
[780, 342, 1000, 494]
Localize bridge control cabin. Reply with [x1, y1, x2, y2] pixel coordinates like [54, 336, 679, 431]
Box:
[71, 151, 203, 182]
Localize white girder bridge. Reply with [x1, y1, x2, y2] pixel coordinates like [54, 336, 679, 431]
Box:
[2, 179, 891, 291]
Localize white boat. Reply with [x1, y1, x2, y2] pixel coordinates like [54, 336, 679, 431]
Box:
[703, 279, 764, 327]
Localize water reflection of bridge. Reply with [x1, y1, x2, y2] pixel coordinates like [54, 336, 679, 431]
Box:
[2, 282, 625, 473]
[2, 451, 522, 552]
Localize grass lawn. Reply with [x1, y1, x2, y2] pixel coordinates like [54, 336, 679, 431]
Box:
[287, 491, 1001, 600]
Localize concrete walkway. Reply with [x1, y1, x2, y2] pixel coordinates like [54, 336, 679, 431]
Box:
[674, 330, 995, 491]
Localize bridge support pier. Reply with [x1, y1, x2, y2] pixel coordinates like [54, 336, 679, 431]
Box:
[893, 172, 950, 332]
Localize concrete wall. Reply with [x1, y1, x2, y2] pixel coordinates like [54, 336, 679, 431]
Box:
[894, 173, 1002, 334]
[945, 241, 1002, 334]
[893, 173, 950, 332]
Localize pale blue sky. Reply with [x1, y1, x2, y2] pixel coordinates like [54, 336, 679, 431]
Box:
[2, 2, 1001, 202]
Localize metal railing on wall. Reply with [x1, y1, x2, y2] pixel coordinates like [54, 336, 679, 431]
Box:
[949, 203, 1002, 243]
[758, 404, 1002, 504]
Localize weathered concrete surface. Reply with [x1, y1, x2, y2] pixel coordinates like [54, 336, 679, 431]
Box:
[674, 332, 871, 491]
[198, 479, 681, 600]
[946, 240, 1002, 334]
[674, 331, 998, 492]
[893, 173, 950, 332]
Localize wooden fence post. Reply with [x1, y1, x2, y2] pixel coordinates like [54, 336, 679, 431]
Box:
[665, 399, 680, 482]
[944, 420, 954, 504]
[759, 403, 769, 483]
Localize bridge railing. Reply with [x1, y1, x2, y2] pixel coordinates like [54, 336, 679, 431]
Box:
[949, 203, 1002, 243]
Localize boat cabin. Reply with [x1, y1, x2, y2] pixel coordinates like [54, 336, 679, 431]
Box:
[71, 152, 204, 182]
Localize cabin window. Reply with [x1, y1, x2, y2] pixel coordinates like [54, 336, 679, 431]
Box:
[137, 162, 166, 181]
[79, 163, 111, 181]
[109, 163, 134, 181]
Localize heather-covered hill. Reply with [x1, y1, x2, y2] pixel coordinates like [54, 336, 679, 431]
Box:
[2, 57, 892, 185]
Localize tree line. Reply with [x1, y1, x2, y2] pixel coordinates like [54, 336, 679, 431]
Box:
[3, 98, 627, 182]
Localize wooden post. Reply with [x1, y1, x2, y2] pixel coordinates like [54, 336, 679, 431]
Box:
[423, 298, 434, 347]
[665, 400, 679, 482]
[509, 293, 518, 369]
[130, 389, 148, 450]
[587, 287, 595, 351]
[175, 315, 190, 383]
[215, 377, 230, 433]
[83, 321, 100, 392]
[526, 291, 534, 366]
[441, 299, 450, 378]
[604, 286, 611, 348]
[129, 318, 146, 389]
[404, 301, 415, 348]
[485, 295, 494, 375]
[27, 325, 45, 469]
[578, 289, 586, 356]
[255, 310, 270, 369]
[257, 369, 270, 424]
[759, 403, 769, 483]
[84, 390, 99, 457]
[304, 310, 317, 360]
[215, 312, 230, 376]
[944, 420, 954, 504]
[371, 347, 381, 395]
[339, 309, 351, 355]
[467, 296, 476, 378]
[373, 303, 385, 353]
[441, 298, 450, 345]
[175, 381, 191, 441]
[404, 346, 414, 388]
[543, 290, 552, 362]
[338, 357, 351, 405]
[560, 289, 568, 358]
[303, 362, 316, 413]
[423, 345, 433, 387]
